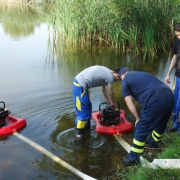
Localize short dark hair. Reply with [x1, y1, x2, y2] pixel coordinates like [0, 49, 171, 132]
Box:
[112, 68, 121, 74]
[174, 23, 180, 32]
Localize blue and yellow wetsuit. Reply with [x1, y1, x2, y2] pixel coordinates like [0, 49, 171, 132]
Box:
[72, 65, 114, 130]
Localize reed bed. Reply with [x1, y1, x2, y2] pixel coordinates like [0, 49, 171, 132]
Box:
[46, 0, 180, 58]
[1, 0, 180, 58]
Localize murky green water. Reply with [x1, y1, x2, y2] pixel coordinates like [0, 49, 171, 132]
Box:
[0, 6, 174, 180]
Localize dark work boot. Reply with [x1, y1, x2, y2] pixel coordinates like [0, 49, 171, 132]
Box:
[123, 155, 140, 166]
[74, 128, 85, 145]
[145, 137, 158, 148]
[167, 127, 178, 132]
[85, 119, 91, 129]
[148, 142, 158, 148]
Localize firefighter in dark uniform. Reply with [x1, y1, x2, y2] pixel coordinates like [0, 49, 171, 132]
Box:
[119, 67, 175, 166]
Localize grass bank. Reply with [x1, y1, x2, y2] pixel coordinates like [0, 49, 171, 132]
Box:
[103, 120, 180, 180]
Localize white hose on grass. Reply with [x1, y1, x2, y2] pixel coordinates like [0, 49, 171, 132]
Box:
[13, 131, 97, 180]
[114, 134, 153, 167]
[114, 134, 180, 168]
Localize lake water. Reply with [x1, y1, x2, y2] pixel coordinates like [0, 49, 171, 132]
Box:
[0, 9, 174, 180]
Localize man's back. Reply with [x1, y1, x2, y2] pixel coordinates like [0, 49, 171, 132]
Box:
[121, 71, 173, 108]
[75, 65, 114, 89]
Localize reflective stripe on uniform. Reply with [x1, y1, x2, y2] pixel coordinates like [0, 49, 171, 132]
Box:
[76, 88, 87, 110]
[131, 138, 145, 154]
[77, 120, 87, 129]
[76, 96, 81, 110]
[131, 146, 144, 153]
[133, 139, 145, 146]
[73, 81, 81, 87]
[172, 76, 176, 90]
[152, 130, 162, 142]
[81, 89, 86, 98]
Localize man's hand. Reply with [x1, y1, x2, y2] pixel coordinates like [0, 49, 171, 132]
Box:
[165, 75, 171, 84]
[108, 100, 116, 108]
[124, 96, 140, 124]
[135, 119, 140, 127]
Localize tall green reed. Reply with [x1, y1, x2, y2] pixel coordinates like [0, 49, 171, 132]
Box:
[46, 0, 180, 59]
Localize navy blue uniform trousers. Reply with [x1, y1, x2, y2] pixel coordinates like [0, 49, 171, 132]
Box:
[129, 94, 175, 161]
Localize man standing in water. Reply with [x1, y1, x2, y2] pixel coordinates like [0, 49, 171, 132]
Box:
[72, 65, 120, 144]
[165, 23, 180, 132]
[119, 67, 174, 166]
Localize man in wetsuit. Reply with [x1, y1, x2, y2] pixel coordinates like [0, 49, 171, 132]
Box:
[72, 65, 120, 144]
[119, 67, 174, 166]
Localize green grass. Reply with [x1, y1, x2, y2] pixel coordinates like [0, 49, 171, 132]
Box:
[115, 120, 180, 180]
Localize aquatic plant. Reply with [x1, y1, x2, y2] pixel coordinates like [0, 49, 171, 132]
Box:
[45, 0, 180, 59]
[1, 0, 180, 59]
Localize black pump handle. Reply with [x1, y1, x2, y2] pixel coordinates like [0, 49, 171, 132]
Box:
[0, 101, 5, 109]
[99, 101, 120, 111]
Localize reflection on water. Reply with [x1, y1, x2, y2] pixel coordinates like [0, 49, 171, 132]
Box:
[0, 6, 174, 180]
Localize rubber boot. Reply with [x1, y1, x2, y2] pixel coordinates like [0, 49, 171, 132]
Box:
[148, 142, 158, 148]
[74, 128, 85, 145]
[85, 119, 91, 129]
[123, 155, 140, 166]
